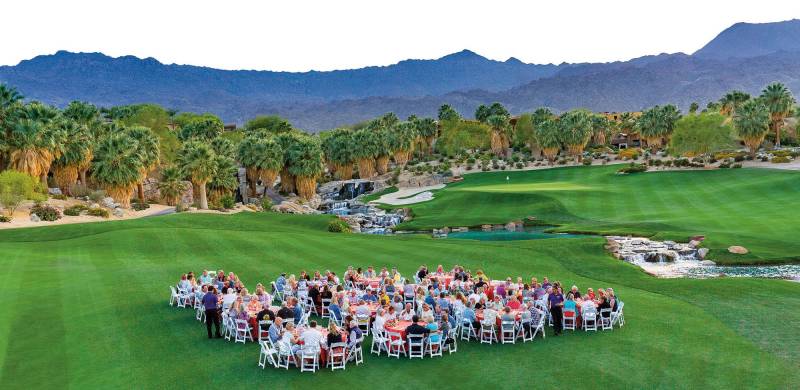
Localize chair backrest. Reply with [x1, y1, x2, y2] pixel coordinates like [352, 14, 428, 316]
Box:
[564, 310, 576, 318]
[408, 334, 425, 346]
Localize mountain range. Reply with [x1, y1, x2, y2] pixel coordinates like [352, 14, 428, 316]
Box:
[1, 19, 800, 131]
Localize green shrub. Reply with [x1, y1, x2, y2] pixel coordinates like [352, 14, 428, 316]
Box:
[87, 208, 110, 218]
[618, 148, 640, 160]
[0, 215, 11, 223]
[64, 204, 89, 216]
[70, 184, 91, 198]
[132, 202, 151, 211]
[30, 203, 62, 221]
[89, 190, 106, 203]
[771, 150, 793, 158]
[772, 156, 791, 163]
[617, 163, 648, 174]
[515, 162, 524, 169]
[732, 163, 742, 168]
[51, 194, 68, 200]
[327, 218, 351, 233]
[220, 195, 236, 209]
[582, 159, 592, 166]
[260, 198, 273, 212]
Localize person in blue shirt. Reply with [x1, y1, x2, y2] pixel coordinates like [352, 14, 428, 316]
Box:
[268, 317, 284, 343]
[275, 273, 287, 294]
[362, 290, 378, 303]
[436, 292, 451, 313]
[424, 292, 436, 309]
[463, 303, 479, 331]
[292, 297, 304, 325]
[328, 301, 343, 324]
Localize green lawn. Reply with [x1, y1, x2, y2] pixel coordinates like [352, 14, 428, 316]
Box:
[0, 212, 798, 388]
[398, 165, 800, 264]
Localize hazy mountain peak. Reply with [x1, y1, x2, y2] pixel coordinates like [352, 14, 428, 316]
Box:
[694, 19, 800, 59]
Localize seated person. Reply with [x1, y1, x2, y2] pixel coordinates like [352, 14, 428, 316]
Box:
[419, 303, 435, 323]
[373, 308, 388, 331]
[199, 270, 213, 285]
[291, 298, 304, 325]
[256, 305, 276, 323]
[362, 290, 379, 303]
[299, 320, 324, 353]
[569, 285, 582, 300]
[276, 302, 294, 320]
[507, 296, 522, 310]
[278, 322, 300, 356]
[500, 307, 515, 331]
[268, 317, 284, 343]
[405, 315, 430, 337]
[328, 301, 343, 323]
[326, 323, 343, 346]
[436, 293, 451, 313]
[426, 317, 441, 345]
[482, 306, 498, 327]
[564, 295, 577, 316]
[354, 299, 371, 318]
[399, 303, 415, 321]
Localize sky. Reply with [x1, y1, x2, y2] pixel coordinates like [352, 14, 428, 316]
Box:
[4, 0, 800, 72]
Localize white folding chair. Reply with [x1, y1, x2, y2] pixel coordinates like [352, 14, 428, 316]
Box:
[386, 331, 407, 358]
[257, 320, 272, 342]
[347, 338, 364, 365]
[600, 308, 613, 330]
[500, 320, 516, 344]
[426, 332, 443, 357]
[177, 288, 191, 308]
[518, 317, 533, 342]
[195, 299, 205, 321]
[583, 308, 598, 331]
[221, 312, 233, 340]
[480, 323, 496, 344]
[328, 342, 348, 371]
[370, 327, 388, 355]
[356, 315, 370, 336]
[531, 311, 546, 339]
[258, 340, 278, 369]
[460, 319, 477, 341]
[277, 343, 296, 369]
[445, 327, 458, 354]
[169, 286, 179, 306]
[611, 301, 625, 327]
[563, 310, 576, 331]
[272, 282, 284, 302]
[321, 298, 332, 318]
[407, 334, 425, 359]
[304, 296, 318, 316]
[300, 349, 319, 372]
[234, 319, 253, 344]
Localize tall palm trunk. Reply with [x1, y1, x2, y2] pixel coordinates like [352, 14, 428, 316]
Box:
[196, 181, 209, 210]
[376, 155, 390, 175]
[137, 182, 145, 203]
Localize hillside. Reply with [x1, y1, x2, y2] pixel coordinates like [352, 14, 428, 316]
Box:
[694, 19, 800, 60]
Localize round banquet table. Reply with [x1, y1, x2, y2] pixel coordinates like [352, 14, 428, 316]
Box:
[348, 302, 381, 317]
[384, 320, 426, 341]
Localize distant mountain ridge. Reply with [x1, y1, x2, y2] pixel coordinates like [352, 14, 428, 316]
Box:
[2, 19, 800, 130]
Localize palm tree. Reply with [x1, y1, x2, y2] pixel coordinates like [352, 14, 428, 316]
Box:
[126, 126, 160, 203]
[321, 128, 356, 180]
[486, 114, 511, 157]
[352, 128, 380, 179]
[276, 132, 302, 194]
[389, 122, 418, 167]
[437, 104, 460, 122]
[177, 140, 217, 209]
[619, 112, 637, 147]
[760, 83, 796, 148]
[92, 133, 144, 208]
[734, 99, 771, 157]
[637, 105, 681, 150]
[590, 115, 611, 146]
[207, 155, 239, 204]
[6, 104, 63, 186]
[689, 102, 699, 115]
[719, 90, 750, 117]
[526, 107, 554, 158]
[373, 126, 394, 175]
[535, 119, 561, 163]
[286, 135, 324, 200]
[51, 119, 92, 195]
[559, 110, 593, 161]
[414, 117, 438, 155]
[210, 137, 236, 159]
[157, 165, 187, 206]
[237, 135, 283, 195]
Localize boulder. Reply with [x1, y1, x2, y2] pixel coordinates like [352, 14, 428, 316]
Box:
[689, 240, 702, 248]
[101, 197, 118, 209]
[141, 177, 161, 202]
[728, 246, 748, 255]
[179, 181, 194, 205]
[271, 201, 317, 214]
[505, 222, 517, 232]
[698, 248, 710, 259]
[48, 188, 62, 195]
[700, 260, 716, 266]
[441, 227, 451, 234]
[112, 208, 125, 217]
[30, 213, 41, 222]
[481, 224, 492, 232]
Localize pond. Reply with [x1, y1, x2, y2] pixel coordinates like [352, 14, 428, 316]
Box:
[446, 226, 593, 241]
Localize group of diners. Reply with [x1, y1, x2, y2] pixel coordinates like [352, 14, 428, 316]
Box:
[171, 264, 625, 370]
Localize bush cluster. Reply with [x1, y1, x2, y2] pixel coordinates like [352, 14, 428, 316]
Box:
[30, 203, 62, 221]
[64, 204, 89, 216]
[87, 208, 110, 218]
[327, 218, 351, 233]
[617, 163, 648, 174]
[132, 202, 151, 211]
[0, 215, 11, 223]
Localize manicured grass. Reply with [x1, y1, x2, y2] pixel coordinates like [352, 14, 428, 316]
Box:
[0, 212, 798, 388]
[399, 165, 800, 264]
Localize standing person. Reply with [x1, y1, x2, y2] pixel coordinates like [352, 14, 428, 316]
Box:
[548, 286, 565, 336]
[202, 287, 222, 339]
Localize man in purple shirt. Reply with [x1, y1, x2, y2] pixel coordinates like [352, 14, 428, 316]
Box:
[202, 287, 222, 338]
[548, 288, 565, 336]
